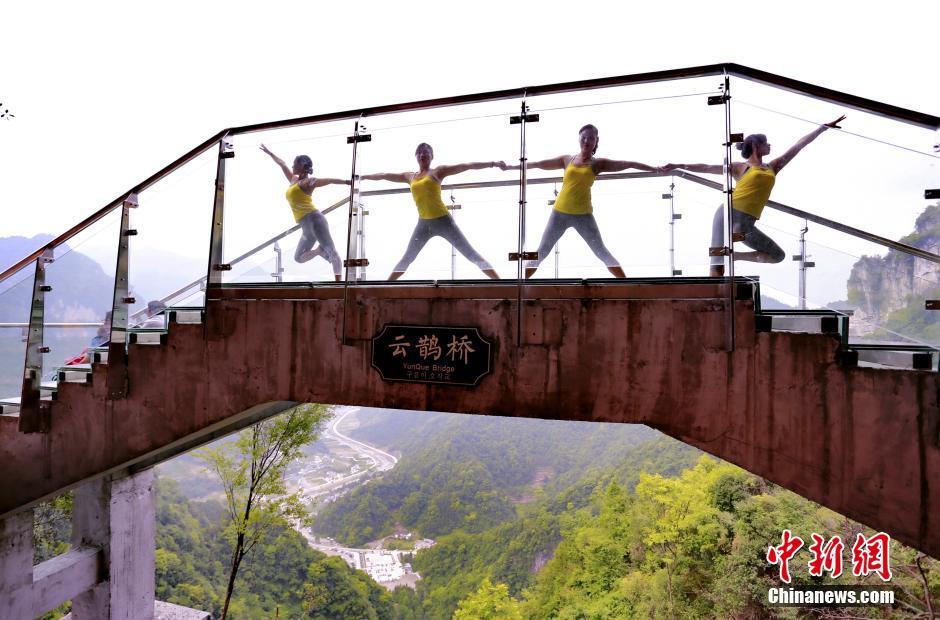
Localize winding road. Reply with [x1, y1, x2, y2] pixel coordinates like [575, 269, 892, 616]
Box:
[291, 407, 398, 499]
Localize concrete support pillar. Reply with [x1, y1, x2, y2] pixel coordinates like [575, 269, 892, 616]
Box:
[0, 510, 34, 619]
[71, 469, 155, 620]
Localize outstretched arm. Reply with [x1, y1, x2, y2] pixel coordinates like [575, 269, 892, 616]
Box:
[259, 144, 294, 182]
[660, 162, 725, 175]
[359, 172, 412, 183]
[661, 162, 756, 180]
[770, 115, 845, 173]
[435, 160, 507, 180]
[312, 177, 352, 188]
[594, 158, 657, 174]
[506, 155, 568, 171]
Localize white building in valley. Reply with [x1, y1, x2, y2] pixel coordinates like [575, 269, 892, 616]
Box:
[363, 552, 405, 582]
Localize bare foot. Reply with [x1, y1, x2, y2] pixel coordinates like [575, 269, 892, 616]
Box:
[608, 266, 626, 279]
[482, 268, 500, 280]
[709, 266, 725, 277]
[524, 267, 537, 279]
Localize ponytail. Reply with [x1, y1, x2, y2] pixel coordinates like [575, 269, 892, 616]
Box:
[295, 155, 314, 175]
[736, 134, 767, 159]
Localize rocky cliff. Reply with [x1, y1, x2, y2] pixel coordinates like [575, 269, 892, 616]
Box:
[846, 204, 940, 342]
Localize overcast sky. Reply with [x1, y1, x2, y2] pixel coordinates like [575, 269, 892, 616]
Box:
[1, 0, 938, 305]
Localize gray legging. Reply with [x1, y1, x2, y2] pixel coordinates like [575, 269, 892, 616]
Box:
[527, 210, 620, 268]
[295, 210, 342, 275]
[710, 206, 786, 266]
[394, 214, 494, 274]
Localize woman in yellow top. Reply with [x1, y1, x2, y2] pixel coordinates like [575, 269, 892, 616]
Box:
[260, 144, 348, 281]
[663, 115, 845, 276]
[517, 124, 657, 278]
[361, 143, 506, 280]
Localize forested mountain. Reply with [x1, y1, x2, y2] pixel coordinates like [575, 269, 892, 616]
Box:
[313, 410, 667, 546]
[33, 411, 940, 619]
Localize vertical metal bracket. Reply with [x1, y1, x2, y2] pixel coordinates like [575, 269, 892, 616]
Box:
[206, 135, 233, 289]
[449, 191, 459, 280]
[720, 75, 736, 352]
[357, 201, 368, 282]
[271, 242, 284, 283]
[665, 178, 678, 277]
[342, 120, 366, 345]
[19, 249, 55, 433]
[792, 219, 813, 309]
[106, 193, 138, 399]
[346, 199, 368, 282]
[552, 185, 560, 278]
[514, 99, 531, 346]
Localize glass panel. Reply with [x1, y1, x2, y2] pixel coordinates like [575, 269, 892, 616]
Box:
[722, 202, 940, 348]
[731, 77, 939, 248]
[681, 76, 940, 348]
[0, 262, 36, 399]
[356, 100, 519, 281]
[127, 147, 216, 318]
[523, 77, 725, 279]
[41, 208, 122, 381]
[225, 122, 354, 284]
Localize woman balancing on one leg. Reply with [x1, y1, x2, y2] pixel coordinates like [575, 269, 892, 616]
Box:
[514, 124, 657, 279]
[260, 144, 346, 281]
[360, 143, 506, 280]
[662, 115, 845, 276]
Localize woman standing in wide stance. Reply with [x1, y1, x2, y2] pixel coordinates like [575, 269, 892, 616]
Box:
[517, 124, 657, 278]
[361, 142, 505, 280]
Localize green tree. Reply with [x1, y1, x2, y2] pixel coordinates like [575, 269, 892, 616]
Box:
[453, 578, 522, 620]
[302, 556, 392, 619]
[197, 403, 330, 620]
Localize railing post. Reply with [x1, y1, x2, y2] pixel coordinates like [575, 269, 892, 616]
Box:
[664, 178, 682, 276]
[106, 192, 138, 400]
[206, 134, 234, 289]
[448, 191, 460, 280]
[514, 98, 531, 346]
[358, 201, 368, 282]
[551, 185, 560, 278]
[793, 219, 815, 310]
[19, 249, 54, 433]
[271, 242, 284, 283]
[721, 74, 736, 352]
[342, 119, 370, 344]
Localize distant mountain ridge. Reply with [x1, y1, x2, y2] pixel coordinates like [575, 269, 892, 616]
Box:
[0, 234, 55, 272]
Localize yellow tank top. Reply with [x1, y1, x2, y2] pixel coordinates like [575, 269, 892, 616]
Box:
[553, 163, 595, 215]
[286, 183, 316, 223]
[410, 174, 449, 220]
[732, 166, 776, 219]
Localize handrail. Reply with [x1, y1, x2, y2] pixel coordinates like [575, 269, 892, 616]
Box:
[230, 63, 940, 134]
[0, 323, 102, 329]
[2, 63, 937, 285]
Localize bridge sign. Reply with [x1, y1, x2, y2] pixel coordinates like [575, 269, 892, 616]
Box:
[371, 325, 492, 386]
